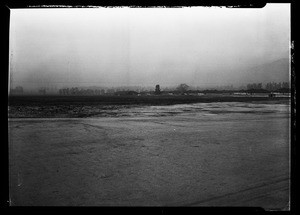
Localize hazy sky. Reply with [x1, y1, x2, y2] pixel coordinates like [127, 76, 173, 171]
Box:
[9, 4, 290, 90]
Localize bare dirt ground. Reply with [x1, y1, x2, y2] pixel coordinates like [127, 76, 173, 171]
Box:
[8, 95, 290, 118]
[8, 102, 290, 209]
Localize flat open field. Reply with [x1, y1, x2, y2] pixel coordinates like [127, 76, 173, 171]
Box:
[8, 101, 290, 209]
[8, 95, 290, 118]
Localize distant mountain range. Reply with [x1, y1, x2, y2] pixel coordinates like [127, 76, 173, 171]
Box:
[241, 58, 290, 84]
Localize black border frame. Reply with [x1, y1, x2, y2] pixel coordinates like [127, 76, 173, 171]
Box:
[1, 1, 296, 213]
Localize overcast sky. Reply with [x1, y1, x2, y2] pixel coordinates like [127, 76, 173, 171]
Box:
[9, 4, 290, 90]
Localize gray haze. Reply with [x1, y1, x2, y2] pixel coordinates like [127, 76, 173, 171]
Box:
[9, 4, 290, 91]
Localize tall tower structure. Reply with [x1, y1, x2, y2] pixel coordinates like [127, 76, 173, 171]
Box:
[155, 84, 161, 95]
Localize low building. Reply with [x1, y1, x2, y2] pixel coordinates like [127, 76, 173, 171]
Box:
[269, 93, 276, 97]
[234, 92, 248, 95]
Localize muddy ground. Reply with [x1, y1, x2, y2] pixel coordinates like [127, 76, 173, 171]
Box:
[8, 102, 290, 209]
[8, 95, 290, 118]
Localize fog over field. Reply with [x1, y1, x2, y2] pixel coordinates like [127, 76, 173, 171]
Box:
[9, 4, 290, 91]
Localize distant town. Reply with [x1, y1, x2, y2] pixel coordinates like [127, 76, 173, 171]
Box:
[10, 82, 291, 97]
